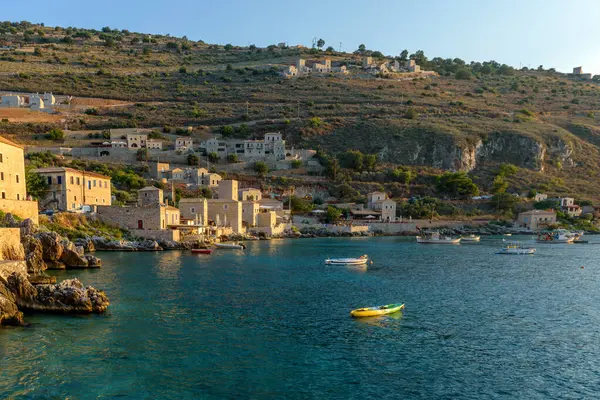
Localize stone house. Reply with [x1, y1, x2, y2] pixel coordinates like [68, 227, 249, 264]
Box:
[138, 186, 163, 207]
[281, 65, 298, 78]
[169, 168, 185, 181]
[206, 199, 243, 233]
[367, 192, 387, 209]
[42, 92, 56, 106]
[97, 203, 180, 235]
[534, 193, 548, 202]
[175, 137, 194, 151]
[242, 201, 260, 227]
[517, 210, 557, 231]
[239, 188, 262, 201]
[363, 57, 374, 68]
[30, 94, 45, 111]
[0, 136, 39, 223]
[34, 167, 112, 211]
[147, 139, 163, 150]
[199, 173, 222, 187]
[126, 133, 147, 149]
[218, 180, 238, 201]
[1, 94, 25, 107]
[178, 198, 208, 224]
[367, 191, 397, 222]
[559, 197, 582, 217]
[149, 161, 170, 180]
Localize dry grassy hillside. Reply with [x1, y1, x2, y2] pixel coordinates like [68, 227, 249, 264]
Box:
[2, 21, 600, 198]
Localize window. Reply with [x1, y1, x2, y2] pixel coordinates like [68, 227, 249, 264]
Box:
[93, 180, 97, 187]
[88, 180, 91, 190]
[77, 177, 80, 185]
[191, 207, 196, 213]
[1, 192, 4, 199]
[16, 194, 19, 200]
[70, 176, 74, 184]
[0, 153, 2, 162]
[57, 176, 62, 185]
[74, 196, 77, 201]
[145, 193, 148, 198]
[0, 172, 3, 180]
[47, 177, 52, 185]
[15, 175, 19, 183]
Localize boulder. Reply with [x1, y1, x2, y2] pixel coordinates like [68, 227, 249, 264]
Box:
[19, 218, 37, 237]
[82, 255, 102, 268]
[136, 240, 162, 251]
[6, 272, 109, 314]
[74, 237, 95, 253]
[0, 278, 24, 326]
[59, 239, 89, 268]
[28, 274, 57, 285]
[159, 240, 192, 250]
[37, 232, 64, 262]
[21, 235, 47, 274]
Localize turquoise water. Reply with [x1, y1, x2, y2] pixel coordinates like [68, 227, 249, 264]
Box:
[2, 236, 600, 399]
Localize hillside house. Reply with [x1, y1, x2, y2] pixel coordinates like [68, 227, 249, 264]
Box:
[42, 92, 56, 106]
[281, 65, 298, 78]
[175, 137, 194, 151]
[147, 139, 163, 150]
[1, 94, 25, 107]
[534, 193, 548, 202]
[559, 197, 582, 217]
[138, 186, 163, 207]
[30, 94, 45, 111]
[149, 161, 170, 179]
[367, 192, 396, 222]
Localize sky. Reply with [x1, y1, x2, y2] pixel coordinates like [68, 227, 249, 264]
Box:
[3, 0, 600, 74]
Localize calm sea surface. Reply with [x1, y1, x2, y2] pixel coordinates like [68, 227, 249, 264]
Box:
[2, 236, 600, 399]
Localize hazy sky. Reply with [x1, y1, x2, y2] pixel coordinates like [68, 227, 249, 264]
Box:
[4, 0, 600, 74]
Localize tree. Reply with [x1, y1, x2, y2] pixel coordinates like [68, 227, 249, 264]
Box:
[364, 154, 377, 171]
[455, 69, 472, 80]
[291, 159, 302, 168]
[308, 117, 323, 128]
[220, 125, 234, 136]
[491, 175, 508, 195]
[46, 128, 65, 141]
[325, 46, 335, 52]
[480, 64, 492, 75]
[357, 44, 366, 53]
[136, 148, 148, 161]
[340, 150, 364, 171]
[317, 38, 325, 49]
[187, 153, 199, 166]
[33, 47, 43, 56]
[399, 49, 409, 61]
[290, 196, 313, 213]
[25, 168, 48, 200]
[492, 193, 517, 211]
[208, 152, 219, 163]
[498, 163, 518, 177]
[436, 172, 479, 198]
[254, 161, 269, 175]
[224, 43, 233, 51]
[324, 206, 342, 223]
[327, 156, 339, 180]
[405, 108, 418, 119]
[226, 154, 239, 163]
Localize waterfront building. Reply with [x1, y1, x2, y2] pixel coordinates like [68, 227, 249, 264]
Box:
[33, 167, 111, 211]
[239, 188, 262, 201]
[218, 180, 239, 201]
[178, 198, 208, 224]
[517, 210, 557, 231]
[138, 186, 163, 207]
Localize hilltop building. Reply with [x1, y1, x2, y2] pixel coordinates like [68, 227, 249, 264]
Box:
[202, 133, 287, 162]
[281, 58, 348, 78]
[572, 66, 593, 80]
[517, 210, 556, 231]
[1, 94, 25, 107]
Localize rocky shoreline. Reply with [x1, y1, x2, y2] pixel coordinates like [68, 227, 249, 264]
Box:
[0, 214, 110, 327]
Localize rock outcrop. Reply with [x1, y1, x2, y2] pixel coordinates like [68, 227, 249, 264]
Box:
[21, 235, 47, 274]
[0, 278, 24, 326]
[5, 272, 109, 314]
[91, 236, 163, 251]
[33, 232, 101, 269]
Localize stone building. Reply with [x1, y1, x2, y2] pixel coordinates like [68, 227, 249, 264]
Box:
[239, 188, 262, 201]
[178, 198, 208, 223]
[206, 199, 243, 233]
[1, 94, 25, 107]
[0, 136, 39, 223]
[175, 137, 194, 151]
[367, 191, 397, 222]
[126, 133, 147, 149]
[218, 180, 239, 201]
[30, 94, 45, 111]
[517, 210, 557, 231]
[147, 139, 163, 150]
[34, 167, 112, 211]
[138, 186, 163, 207]
[242, 200, 260, 227]
[149, 161, 170, 180]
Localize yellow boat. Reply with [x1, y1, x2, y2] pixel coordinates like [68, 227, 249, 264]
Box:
[350, 303, 405, 318]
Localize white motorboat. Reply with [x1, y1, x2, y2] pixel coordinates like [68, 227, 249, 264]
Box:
[215, 242, 246, 250]
[416, 231, 461, 244]
[325, 255, 368, 265]
[461, 234, 481, 242]
[536, 230, 576, 244]
[496, 243, 536, 255]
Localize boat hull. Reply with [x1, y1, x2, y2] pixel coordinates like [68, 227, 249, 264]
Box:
[215, 244, 245, 249]
[417, 237, 461, 244]
[192, 249, 213, 254]
[496, 249, 536, 255]
[461, 236, 481, 242]
[351, 303, 404, 318]
[535, 239, 574, 244]
[325, 259, 368, 265]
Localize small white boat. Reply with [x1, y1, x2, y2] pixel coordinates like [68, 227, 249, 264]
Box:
[416, 231, 461, 244]
[496, 243, 536, 255]
[325, 255, 368, 265]
[215, 242, 246, 250]
[461, 235, 481, 242]
[503, 233, 512, 237]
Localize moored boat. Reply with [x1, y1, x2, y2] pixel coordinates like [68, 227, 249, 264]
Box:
[215, 242, 246, 250]
[536, 230, 576, 244]
[461, 234, 481, 242]
[496, 243, 536, 255]
[416, 231, 461, 244]
[351, 303, 405, 318]
[325, 255, 368, 265]
[192, 249, 213, 254]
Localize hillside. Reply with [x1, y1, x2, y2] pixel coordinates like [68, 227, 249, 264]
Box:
[2, 21, 600, 199]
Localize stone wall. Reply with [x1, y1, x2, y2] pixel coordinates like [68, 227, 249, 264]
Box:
[130, 229, 180, 242]
[0, 199, 39, 224]
[97, 205, 163, 230]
